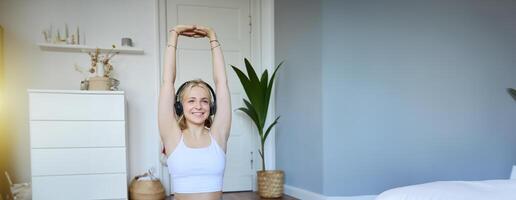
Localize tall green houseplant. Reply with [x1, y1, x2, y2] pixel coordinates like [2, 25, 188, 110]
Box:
[231, 58, 282, 171]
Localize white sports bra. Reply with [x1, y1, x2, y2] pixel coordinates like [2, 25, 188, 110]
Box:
[166, 133, 226, 193]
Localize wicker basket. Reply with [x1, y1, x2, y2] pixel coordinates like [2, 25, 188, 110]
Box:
[88, 76, 111, 91]
[257, 170, 284, 198]
[129, 178, 165, 200]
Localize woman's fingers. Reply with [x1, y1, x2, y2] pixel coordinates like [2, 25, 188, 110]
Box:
[194, 25, 210, 32]
[181, 29, 207, 38]
[192, 34, 206, 38]
[173, 24, 196, 34]
[180, 31, 197, 36]
[173, 24, 213, 39]
[193, 29, 207, 36]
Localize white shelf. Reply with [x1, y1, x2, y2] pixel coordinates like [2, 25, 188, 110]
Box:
[37, 43, 144, 54]
[27, 89, 124, 95]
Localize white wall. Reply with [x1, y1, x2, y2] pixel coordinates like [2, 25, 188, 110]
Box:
[0, 0, 161, 183]
[321, 0, 516, 195]
[276, 0, 516, 197]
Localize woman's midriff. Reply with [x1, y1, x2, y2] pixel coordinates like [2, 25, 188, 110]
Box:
[174, 191, 222, 200]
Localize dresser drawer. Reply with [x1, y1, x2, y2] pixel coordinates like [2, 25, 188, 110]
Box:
[30, 121, 126, 148]
[32, 173, 127, 200]
[31, 148, 127, 176]
[29, 92, 125, 120]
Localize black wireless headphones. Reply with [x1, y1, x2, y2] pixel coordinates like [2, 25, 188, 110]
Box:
[174, 80, 217, 116]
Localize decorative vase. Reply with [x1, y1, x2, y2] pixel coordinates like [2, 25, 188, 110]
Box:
[96, 62, 105, 77]
[88, 76, 111, 90]
[257, 170, 284, 198]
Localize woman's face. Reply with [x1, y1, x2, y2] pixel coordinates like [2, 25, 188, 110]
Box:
[182, 86, 211, 125]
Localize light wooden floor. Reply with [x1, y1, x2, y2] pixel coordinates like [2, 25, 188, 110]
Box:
[165, 192, 298, 200]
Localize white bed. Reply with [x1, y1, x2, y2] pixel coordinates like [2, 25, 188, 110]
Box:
[376, 179, 516, 200]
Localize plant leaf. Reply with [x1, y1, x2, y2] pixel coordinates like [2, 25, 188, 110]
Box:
[258, 149, 264, 159]
[243, 59, 264, 122]
[260, 69, 269, 92]
[238, 105, 261, 133]
[508, 88, 516, 102]
[244, 58, 260, 88]
[263, 116, 280, 143]
[231, 65, 251, 93]
[243, 99, 264, 132]
[259, 69, 269, 117]
[264, 61, 283, 113]
[237, 107, 259, 130]
[232, 63, 264, 124]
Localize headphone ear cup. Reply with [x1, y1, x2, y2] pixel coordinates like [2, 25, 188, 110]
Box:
[210, 104, 216, 116]
[174, 102, 183, 116]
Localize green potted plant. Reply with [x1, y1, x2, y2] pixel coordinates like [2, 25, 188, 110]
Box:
[231, 58, 283, 198]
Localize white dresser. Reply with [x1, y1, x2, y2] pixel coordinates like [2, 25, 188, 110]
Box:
[28, 89, 128, 200]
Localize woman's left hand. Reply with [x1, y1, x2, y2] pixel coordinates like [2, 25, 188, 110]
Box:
[193, 25, 216, 40]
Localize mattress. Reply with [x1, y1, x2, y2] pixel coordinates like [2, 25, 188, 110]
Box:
[376, 179, 516, 200]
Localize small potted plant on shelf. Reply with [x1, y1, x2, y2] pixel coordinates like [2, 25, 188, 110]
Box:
[231, 58, 284, 198]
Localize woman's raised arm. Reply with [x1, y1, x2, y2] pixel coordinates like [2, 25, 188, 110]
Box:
[158, 25, 197, 155]
[196, 25, 232, 149]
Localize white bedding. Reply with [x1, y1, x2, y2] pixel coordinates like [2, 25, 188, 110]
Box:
[376, 179, 516, 200]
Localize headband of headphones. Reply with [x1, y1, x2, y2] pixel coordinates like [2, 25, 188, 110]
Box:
[174, 80, 217, 116]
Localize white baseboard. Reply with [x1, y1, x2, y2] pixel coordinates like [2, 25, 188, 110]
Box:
[284, 185, 377, 200]
[284, 185, 327, 200]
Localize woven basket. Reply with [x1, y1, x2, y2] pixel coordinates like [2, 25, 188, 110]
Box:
[129, 178, 165, 200]
[257, 170, 284, 198]
[88, 76, 111, 91]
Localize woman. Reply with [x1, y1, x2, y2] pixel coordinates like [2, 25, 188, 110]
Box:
[158, 24, 231, 200]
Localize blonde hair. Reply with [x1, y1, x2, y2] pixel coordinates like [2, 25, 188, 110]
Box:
[176, 79, 213, 130]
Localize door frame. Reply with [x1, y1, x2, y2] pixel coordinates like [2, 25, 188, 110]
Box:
[154, 0, 276, 193]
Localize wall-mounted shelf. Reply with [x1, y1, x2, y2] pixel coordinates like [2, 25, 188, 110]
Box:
[37, 43, 144, 54]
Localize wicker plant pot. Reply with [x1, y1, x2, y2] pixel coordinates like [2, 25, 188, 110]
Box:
[88, 76, 111, 91]
[257, 170, 284, 198]
[129, 179, 165, 200]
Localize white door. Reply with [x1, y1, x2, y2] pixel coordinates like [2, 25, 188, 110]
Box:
[164, 0, 256, 192]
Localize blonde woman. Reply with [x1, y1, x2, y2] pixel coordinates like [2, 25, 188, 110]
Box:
[158, 25, 231, 200]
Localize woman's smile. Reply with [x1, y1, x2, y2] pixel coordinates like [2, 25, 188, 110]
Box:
[191, 111, 206, 117]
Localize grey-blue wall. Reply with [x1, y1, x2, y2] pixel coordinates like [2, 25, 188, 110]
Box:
[275, 0, 324, 194]
[276, 0, 516, 196]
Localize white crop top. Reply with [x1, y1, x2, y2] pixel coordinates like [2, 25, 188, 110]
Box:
[167, 133, 226, 193]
